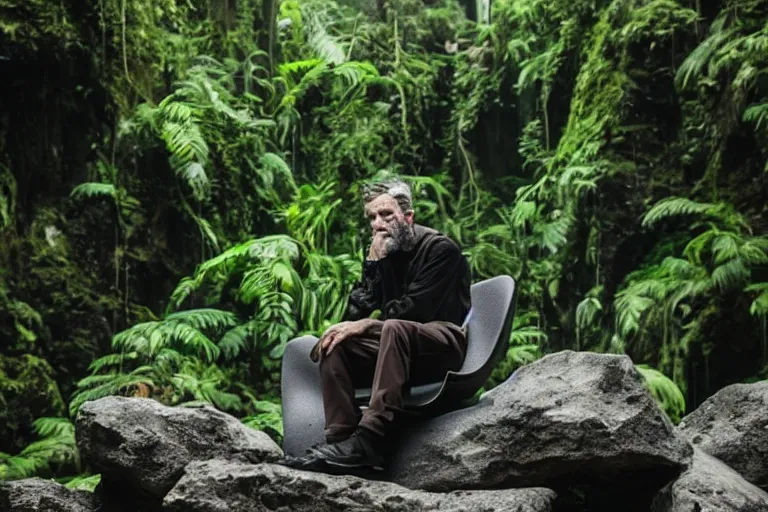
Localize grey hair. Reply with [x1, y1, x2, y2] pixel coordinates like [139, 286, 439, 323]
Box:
[362, 179, 413, 214]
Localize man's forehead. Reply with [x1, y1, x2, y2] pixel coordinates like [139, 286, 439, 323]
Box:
[364, 194, 398, 213]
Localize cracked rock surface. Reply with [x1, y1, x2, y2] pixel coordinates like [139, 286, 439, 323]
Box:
[163, 459, 559, 512]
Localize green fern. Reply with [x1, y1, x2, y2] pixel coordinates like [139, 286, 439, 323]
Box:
[86, 352, 139, 374]
[675, 17, 735, 90]
[0, 418, 78, 479]
[218, 324, 252, 360]
[746, 282, 768, 318]
[112, 318, 221, 362]
[744, 102, 768, 131]
[635, 364, 686, 424]
[70, 182, 117, 200]
[164, 308, 239, 333]
[69, 373, 155, 416]
[241, 399, 283, 441]
[641, 197, 719, 228]
[171, 360, 243, 411]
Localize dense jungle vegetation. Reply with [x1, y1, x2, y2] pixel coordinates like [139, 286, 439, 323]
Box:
[1, 0, 767, 489]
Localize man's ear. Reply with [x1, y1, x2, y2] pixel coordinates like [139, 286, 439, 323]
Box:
[405, 210, 414, 225]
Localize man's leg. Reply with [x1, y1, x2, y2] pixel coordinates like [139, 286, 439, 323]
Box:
[314, 319, 466, 471]
[319, 333, 380, 443]
[359, 319, 466, 437]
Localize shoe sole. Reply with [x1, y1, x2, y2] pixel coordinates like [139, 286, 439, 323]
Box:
[325, 459, 384, 471]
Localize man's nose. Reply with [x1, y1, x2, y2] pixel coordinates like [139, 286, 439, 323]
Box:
[372, 216, 387, 231]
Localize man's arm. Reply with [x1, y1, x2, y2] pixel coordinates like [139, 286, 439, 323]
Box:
[341, 232, 390, 321]
[310, 235, 392, 362]
[342, 259, 382, 321]
[382, 238, 464, 323]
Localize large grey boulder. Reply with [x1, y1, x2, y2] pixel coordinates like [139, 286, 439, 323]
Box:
[652, 448, 768, 512]
[677, 381, 768, 490]
[388, 350, 693, 491]
[163, 459, 559, 512]
[0, 478, 99, 512]
[75, 396, 282, 506]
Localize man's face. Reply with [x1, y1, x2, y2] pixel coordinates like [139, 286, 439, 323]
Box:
[364, 194, 415, 253]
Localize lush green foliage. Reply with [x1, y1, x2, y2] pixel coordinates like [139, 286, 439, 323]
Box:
[1, 0, 767, 487]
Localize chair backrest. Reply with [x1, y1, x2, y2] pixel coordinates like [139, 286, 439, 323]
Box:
[459, 275, 517, 376]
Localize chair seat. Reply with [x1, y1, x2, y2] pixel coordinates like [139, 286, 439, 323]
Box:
[354, 381, 444, 408]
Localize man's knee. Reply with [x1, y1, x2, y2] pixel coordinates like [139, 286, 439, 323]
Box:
[381, 319, 416, 345]
[318, 342, 345, 372]
[318, 336, 360, 372]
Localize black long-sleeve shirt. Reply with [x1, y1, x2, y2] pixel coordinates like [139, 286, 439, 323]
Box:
[343, 224, 471, 326]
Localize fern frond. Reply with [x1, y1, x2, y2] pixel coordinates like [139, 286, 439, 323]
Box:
[112, 319, 220, 361]
[87, 352, 138, 373]
[739, 237, 768, 265]
[241, 399, 283, 438]
[70, 183, 116, 201]
[307, 17, 346, 64]
[532, 214, 572, 254]
[164, 308, 239, 333]
[31, 417, 74, 439]
[507, 344, 543, 366]
[660, 256, 705, 281]
[576, 296, 603, 330]
[278, 58, 324, 76]
[259, 152, 298, 193]
[19, 430, 77, 464]
[675, 21, 735, 90]
[711, 232, 742, 265]
[614, 291, 655, 338]
[219, 324, 252, 360]
[0, 454, 41, 479]
[642, 197, 718, 228]
[683, 229, 720, 264]
[172, 362, 243, 412]
[0, 417, 80, 479]
[636, 364, 686, 423]
[182, 162, 210, 201]
[745, 282, 768, 317]
[162, 121, 209, 172]
[509, 326, 548, 345]
[711, 257, 749, 290]
[167, 277, 198, 313]
[154, 348, 186, 369]
[70, 373, 155, 416]
[743, 102, 768, 130]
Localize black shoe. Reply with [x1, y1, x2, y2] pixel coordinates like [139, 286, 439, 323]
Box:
[275, 453, 326, 471]
[310, 428, 385, 471]
[275, 438, 337, 471]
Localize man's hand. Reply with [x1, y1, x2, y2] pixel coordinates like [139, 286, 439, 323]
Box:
[367, 231, 389, 261]
[319, 319, 377, 356]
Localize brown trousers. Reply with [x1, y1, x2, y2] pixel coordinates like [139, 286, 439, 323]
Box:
[318, 319, 467, 441]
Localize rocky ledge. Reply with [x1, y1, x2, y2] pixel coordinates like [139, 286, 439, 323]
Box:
[3, 350, 768, 512]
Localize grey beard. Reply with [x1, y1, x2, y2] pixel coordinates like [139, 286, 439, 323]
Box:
[384, 222, 416, 254]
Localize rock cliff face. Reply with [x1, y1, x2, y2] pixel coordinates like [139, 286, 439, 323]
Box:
[3, 351, 768, 512]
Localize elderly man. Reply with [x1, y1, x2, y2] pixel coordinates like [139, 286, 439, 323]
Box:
[287, 178, 471, 473]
